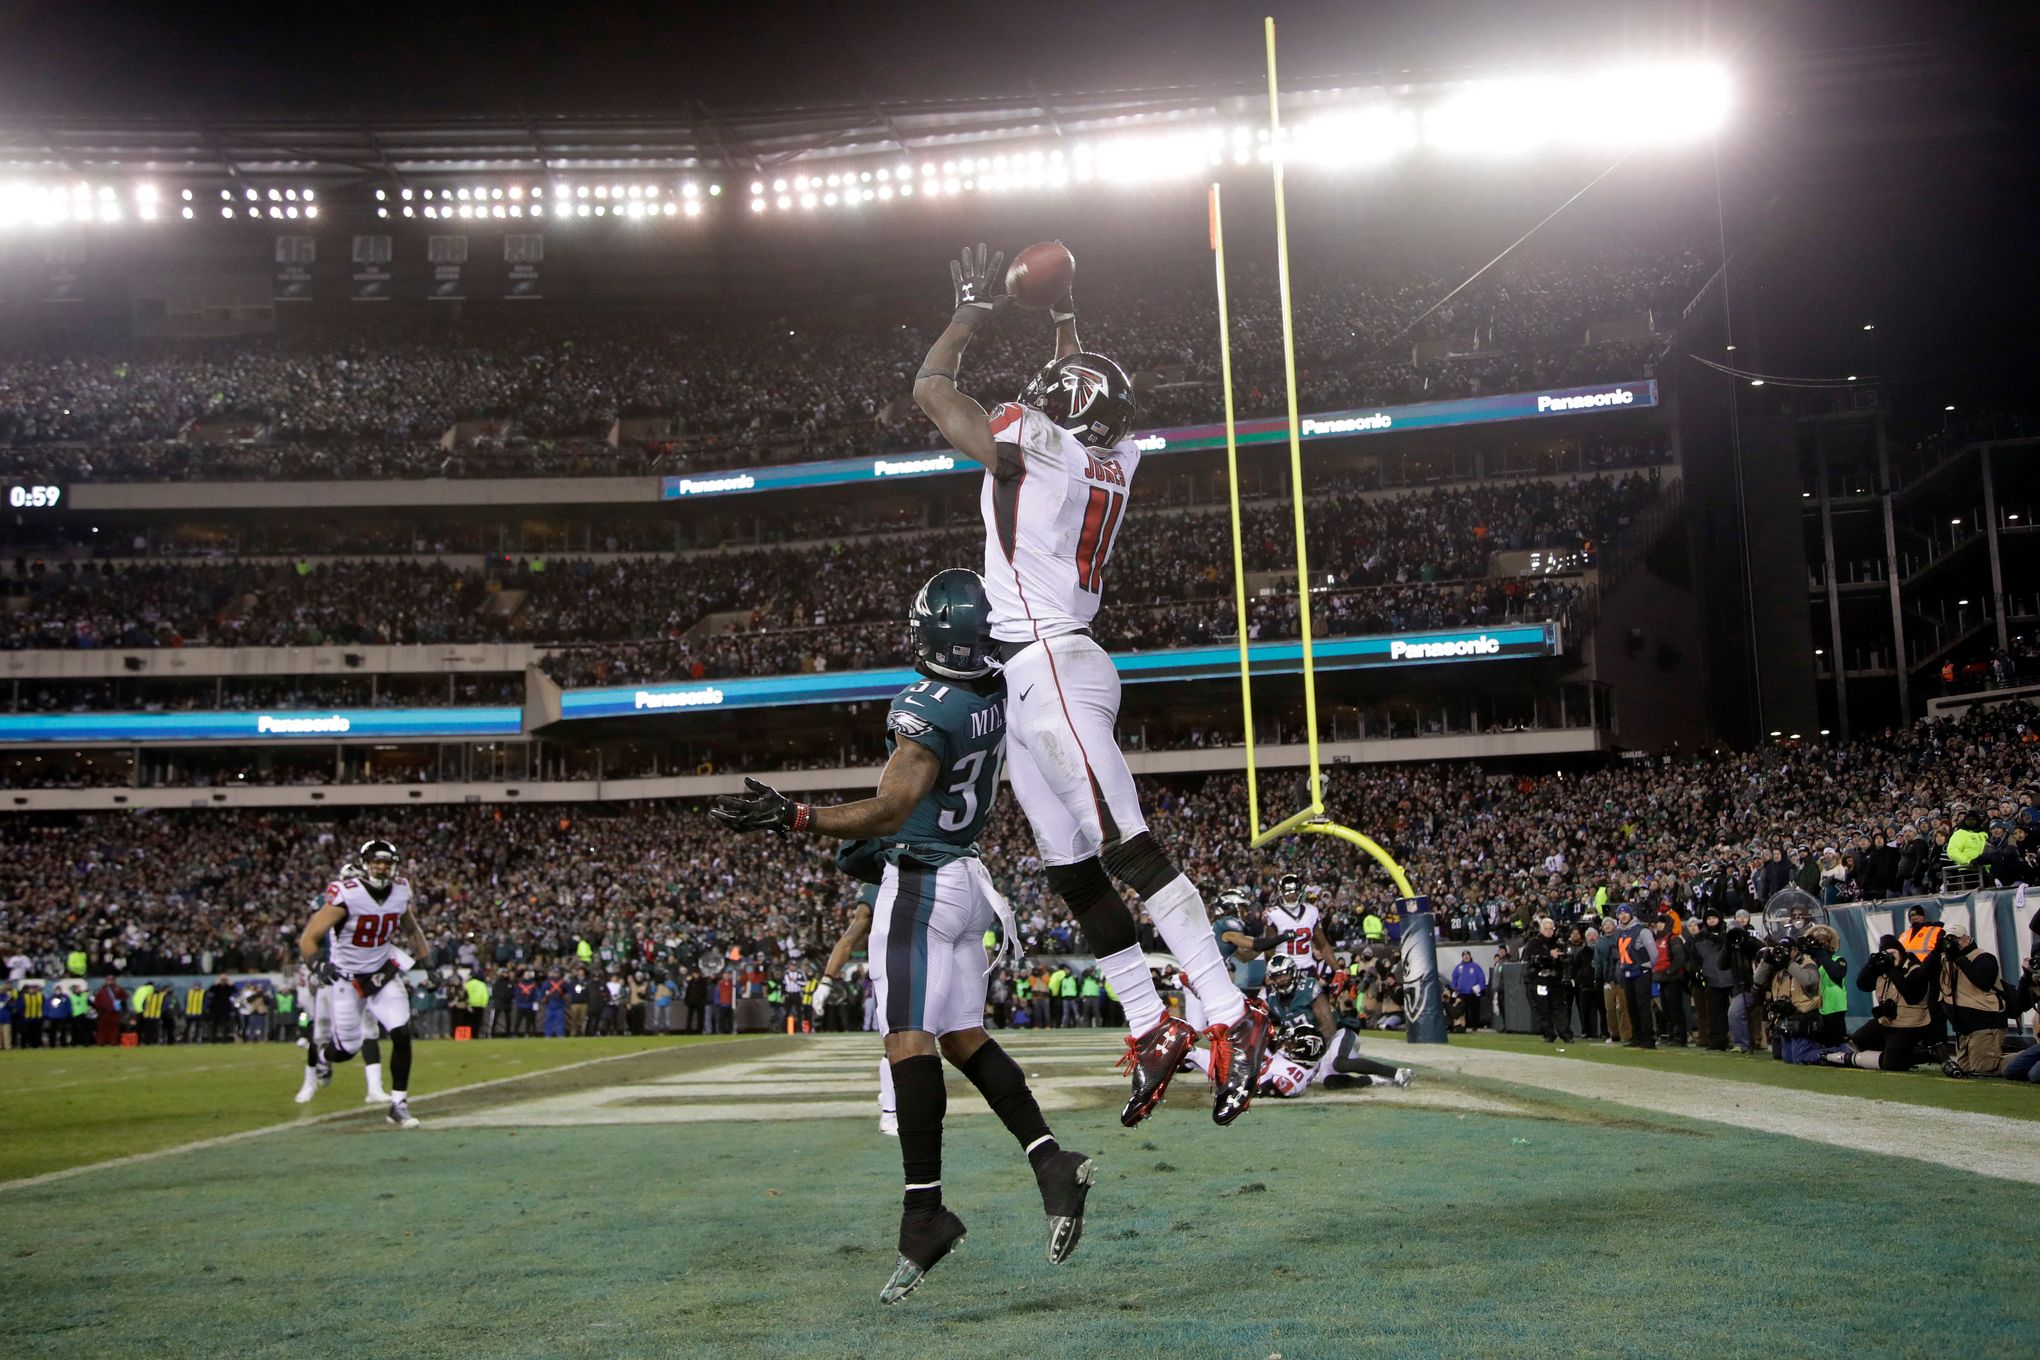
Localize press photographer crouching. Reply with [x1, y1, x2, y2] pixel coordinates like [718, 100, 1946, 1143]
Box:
[1938, 928, 2009, 1078]
[1820, 935, 1934, 1072]
[1754, 925, 1840, 1065]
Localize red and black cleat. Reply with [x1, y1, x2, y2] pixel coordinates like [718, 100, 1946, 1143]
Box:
[1116, 1015, 1200, 1127]
[1208, 997, 1273, 1126]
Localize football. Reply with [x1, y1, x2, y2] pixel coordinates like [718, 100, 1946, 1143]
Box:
[1006, 240, 1075, 308]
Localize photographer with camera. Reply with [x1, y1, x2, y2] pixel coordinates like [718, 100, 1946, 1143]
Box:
[1521, 916, 1574, 1042]
[1936, 928, 2009, 1077]
[2000, 945, 2040, 1083]
[1819, 935, 1935, 1071]
[1754, 926, 1832, 1065]
[1691, 910, 1740, 1051]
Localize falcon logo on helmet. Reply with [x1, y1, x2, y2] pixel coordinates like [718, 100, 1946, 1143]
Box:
[1276, 1013, 1326, 1063]
[357, 839, 400, 891]
[1018, 352, 1137, 449]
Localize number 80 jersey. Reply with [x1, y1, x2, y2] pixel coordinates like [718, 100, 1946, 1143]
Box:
[325, 873, 414, 975]
[981, 402, 1143, 644]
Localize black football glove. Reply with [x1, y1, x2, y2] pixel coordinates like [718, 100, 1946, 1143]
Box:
[949, 243, 1010, 329]
[709, 777, 813, 834]
[310, 960, 341, 985]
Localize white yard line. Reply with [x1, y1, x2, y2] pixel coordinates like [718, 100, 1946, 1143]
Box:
[1352, 1038, 2040, 1185]
[0, 1038, 768, 1193]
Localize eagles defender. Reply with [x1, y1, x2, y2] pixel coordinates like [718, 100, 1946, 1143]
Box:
[711, 568, 1094, 1306]
[298, 840, 429, 1128]
[912, 244, 1271, 1128]
[1265, 873, 1337, 1036]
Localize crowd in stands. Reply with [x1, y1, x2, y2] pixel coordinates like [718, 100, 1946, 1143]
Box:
[4, 701, 2032, 1000]
[6, 674, 521, 714]
[4, 472, 1658, 673]
[0, 235, 1705, 478]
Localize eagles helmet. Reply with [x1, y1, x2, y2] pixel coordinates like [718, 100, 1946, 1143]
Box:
[357, 839, 400, 890]
[1277, 1013, 1327, 1064]
[1018, 352, 1138, 449]
[1265, 952, 1300, 997]
[909, 567, 996, 680]
[1278, 872, 1304, 907]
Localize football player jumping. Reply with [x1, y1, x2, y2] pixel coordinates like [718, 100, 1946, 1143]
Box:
[297, 840, 430, 1129]
[912, 244, 1272, 1128]
[711, 569, 1094, 1306]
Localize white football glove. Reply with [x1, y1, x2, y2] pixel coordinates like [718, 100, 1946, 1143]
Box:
[811, 976, 836, 1017]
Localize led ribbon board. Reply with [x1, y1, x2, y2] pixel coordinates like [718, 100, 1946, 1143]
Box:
[659, 381, 1657, 501]
[0, 707, 523, 745]
[555, 623, 1559, 722]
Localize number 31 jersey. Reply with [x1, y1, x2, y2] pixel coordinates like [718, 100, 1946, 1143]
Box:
[981, 402, 1143, 644]
[883, 678, 1006, 867]
[325, 873, 414, 975]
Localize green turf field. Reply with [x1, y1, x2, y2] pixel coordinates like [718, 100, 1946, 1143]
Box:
[0, 1035, 727, 1181]
[3, 1033, 2036, 1360]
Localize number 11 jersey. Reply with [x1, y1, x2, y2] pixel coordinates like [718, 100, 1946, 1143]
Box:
[980, 402, 1143, 644]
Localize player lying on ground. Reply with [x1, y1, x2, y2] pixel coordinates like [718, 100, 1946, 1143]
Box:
[1179, 1003, 1413, 1099]
[710, 568, 1094, 1306]
[297, 839, 429, 1129]
[912, 243, 1271, 1128]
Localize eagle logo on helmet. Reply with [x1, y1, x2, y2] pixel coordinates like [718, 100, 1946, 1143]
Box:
[1266, 952, 1300, 997]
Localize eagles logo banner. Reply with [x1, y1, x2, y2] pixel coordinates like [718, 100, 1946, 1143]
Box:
[1395, 896, 1449, 1045]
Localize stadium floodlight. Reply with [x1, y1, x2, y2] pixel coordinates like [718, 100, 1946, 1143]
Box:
[708, 183, 721, 196]
[751, 197, 767, 212]
[401, 205, 414, 217]
[776, 194, 791, 209]
[1293, 106, 1415, 166]
[181, 206, 194, 219]
[222, 206, 234, 218]
[684, 200, 700, 216]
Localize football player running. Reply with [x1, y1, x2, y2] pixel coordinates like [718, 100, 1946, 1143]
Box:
[297, 840, 429, 1129]
[1264, 874, 1337, 1036]
[710, 569, 1094, 1306]
[912, 244, 1271, 1128]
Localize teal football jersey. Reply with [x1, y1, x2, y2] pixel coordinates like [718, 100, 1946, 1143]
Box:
[882, 676, 1006, 865]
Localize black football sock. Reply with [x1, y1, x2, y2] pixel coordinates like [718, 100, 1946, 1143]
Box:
[305, 1040, 322, 1068]
[957, 1040, 1058, 1171]
[361, 1037, 382, 1065]
[387, 1026, 413, 1092]
[890, 1054, 946, 1219]
[1329, 1051, 1400, 1079]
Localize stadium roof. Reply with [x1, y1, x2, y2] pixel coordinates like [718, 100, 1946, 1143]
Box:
[0, 44, 1958, 188]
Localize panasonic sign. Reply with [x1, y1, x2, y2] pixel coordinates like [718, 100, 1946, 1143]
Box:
[1536, 387, 1637, 413]
[1301, 413, 1393, 436]
[1389, 635, 1503, 661]
[257, 713, 353, 734]
[633, 688, 726, 711]
[873, 455, 955, 478]
[671, 473, 757, 496]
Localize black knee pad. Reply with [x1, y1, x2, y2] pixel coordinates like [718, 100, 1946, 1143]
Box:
[1045, 857, 1139, 956]
[1101, 831, 1179, 899]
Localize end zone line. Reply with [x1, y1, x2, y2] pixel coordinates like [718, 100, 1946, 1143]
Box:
[0, 1037, 774, 1194]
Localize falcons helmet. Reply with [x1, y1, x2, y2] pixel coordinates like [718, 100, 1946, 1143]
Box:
[1017, 352, 1137, 449]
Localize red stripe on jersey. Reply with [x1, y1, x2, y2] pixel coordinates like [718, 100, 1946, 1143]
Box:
[988, 402, 1024, 437]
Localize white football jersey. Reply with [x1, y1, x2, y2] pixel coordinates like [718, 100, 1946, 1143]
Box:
[324, 872, 414, 975]
[1261, 1049, 1318, 1098]
[1265, 899, 1322, 976]
[980, 402, 1143, 644]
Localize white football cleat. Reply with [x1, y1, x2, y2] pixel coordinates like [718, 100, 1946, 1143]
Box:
[1393, 1068, 1414, 1089]
[294, 1077, 319, 1105]
[364, 1091, 389, 1104]
[386, 1098, 420, 1129]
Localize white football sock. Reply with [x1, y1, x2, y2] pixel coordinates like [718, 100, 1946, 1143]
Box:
[364, 1062, 386, 1095]
[1099, 943, 1166, 1036]
[391, 1089, 407, 1102]
[876, 1056, 896, 1117]
[1183, 1048, 1214, 1078]
[1143, 875, 1246, 1027]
